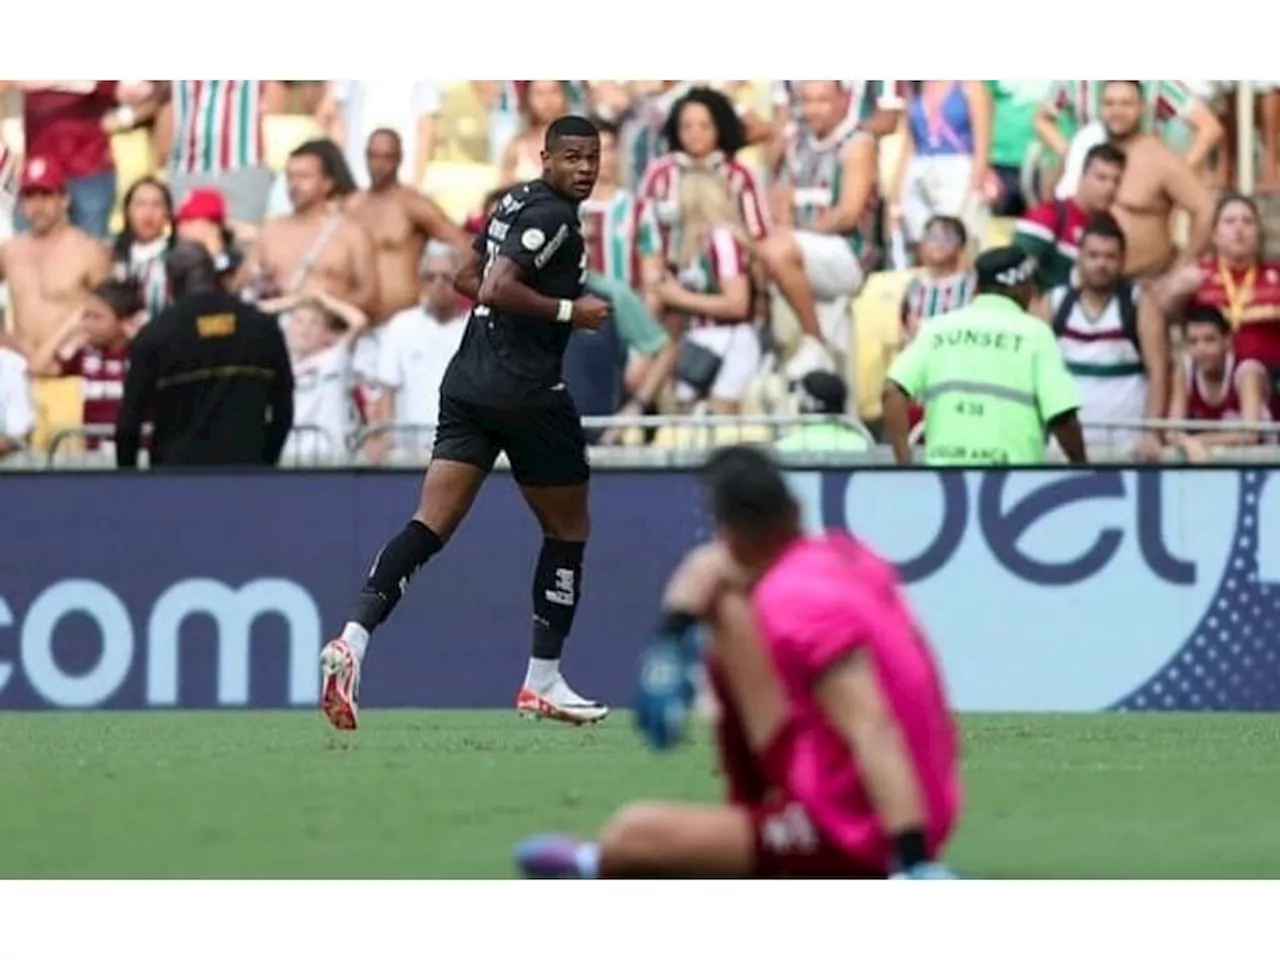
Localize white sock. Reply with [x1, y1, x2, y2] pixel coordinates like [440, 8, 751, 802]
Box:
[341, 622, 370, 662]
[574, 842, 601, 879]
[524, 657, 560, 692]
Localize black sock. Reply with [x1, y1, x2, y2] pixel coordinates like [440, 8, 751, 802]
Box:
[346, 520, 444, 630]
[531, 538, 586, 660]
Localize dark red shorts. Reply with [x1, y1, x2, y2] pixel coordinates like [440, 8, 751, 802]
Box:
[747, 799, 884, 879]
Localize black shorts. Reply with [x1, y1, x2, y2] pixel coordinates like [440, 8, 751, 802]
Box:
[432, 390, 589, 488]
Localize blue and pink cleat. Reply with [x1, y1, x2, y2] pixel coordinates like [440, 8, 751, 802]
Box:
[514, 834, 599, 879]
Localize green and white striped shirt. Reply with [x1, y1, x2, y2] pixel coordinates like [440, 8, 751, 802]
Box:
[168, 80, 264, 176]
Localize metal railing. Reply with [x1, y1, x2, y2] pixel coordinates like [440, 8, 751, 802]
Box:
[12, 415, 1280, 471]
[43, 424, 344, 469]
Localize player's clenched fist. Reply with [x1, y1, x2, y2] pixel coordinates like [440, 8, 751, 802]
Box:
[571, 295, 612, 330]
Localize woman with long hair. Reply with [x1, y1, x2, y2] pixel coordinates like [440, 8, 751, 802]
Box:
[654, 170, 758, 414]
[498, 81, 569, 187]
[1162, 192, 1280, 422]
[109, 176, 173, 318]
[636, 86, 767, 295]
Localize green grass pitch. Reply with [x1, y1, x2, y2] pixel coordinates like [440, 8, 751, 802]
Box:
[2, 711, 1278, 878]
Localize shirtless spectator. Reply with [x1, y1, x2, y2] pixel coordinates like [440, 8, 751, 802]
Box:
[247, 141, 378, 315]
[761, 81, 879, 378]
[0, 157, 109, 356]
[0, 339, 35, 459]
[1167, 305, 1273, 461]
[330, 81, 442, 189]
[1101, 81, 1213, 283]
[1013, 143, 1125, 293]
[345, 129, 470, 321]
[1035, 80, 1221, 198]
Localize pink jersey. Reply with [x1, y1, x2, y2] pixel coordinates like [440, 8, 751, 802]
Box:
[751, 533, 962, 868]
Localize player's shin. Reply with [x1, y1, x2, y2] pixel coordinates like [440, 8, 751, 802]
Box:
[342, 519, 445, 658]
[527, 538, 585, 690]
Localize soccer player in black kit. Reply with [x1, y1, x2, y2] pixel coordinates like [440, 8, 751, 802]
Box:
[320, 115, 613, 730]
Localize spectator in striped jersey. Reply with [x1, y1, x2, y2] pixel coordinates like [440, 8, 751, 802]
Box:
[763, 81, 878, 379]
[152, 81, 277, 225]
[1035, 215, 1168, 460]
[657, 170, 759, 414]
[900, 216, 975, 343]
[1034, 80, 1221, 200]
[1013, 143, 1125, 293]
[109, 177, 174, 318]
[0, 140, 15, 243]
[637, 87, 768, 305]
[771, 80, 905, 139]
[498, 81, 570, 188]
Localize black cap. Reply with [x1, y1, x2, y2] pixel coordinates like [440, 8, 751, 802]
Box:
[974, 245, 1037, 292]
[796, 371, 847, 415]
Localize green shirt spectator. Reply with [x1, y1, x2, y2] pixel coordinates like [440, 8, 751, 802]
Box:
[884, 247, 1086, 466]
[988, 81, 1051, 216]
[775, 371, 871, 454]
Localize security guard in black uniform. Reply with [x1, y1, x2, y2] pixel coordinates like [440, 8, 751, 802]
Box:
[116, 241, 294, 468]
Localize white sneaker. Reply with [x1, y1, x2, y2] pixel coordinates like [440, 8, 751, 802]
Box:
[784, 334, 836, 382]
[319, 638, 361, 731]
[517, 675, 609, 726]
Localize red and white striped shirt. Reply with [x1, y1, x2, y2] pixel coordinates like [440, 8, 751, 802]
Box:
[168, 80, 265, 176]
[637, 151, 767, 265]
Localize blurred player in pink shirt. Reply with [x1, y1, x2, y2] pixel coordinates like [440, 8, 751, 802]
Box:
[516, 444, 963, 879]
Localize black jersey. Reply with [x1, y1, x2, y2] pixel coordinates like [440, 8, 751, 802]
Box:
[445, 180, 587, 406]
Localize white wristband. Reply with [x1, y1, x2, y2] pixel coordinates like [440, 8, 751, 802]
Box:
[556, 299, 574, 324]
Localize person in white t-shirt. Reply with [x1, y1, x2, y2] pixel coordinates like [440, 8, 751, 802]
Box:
[331, 81, 442, 190]
[0, 343, 35, 460]
[367, 241, 468, 463]
[261, 291, 369, 464]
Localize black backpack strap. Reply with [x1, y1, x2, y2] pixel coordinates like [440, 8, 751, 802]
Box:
[1116, 280, 1140, 351]
[1051, 286, 1079, 338]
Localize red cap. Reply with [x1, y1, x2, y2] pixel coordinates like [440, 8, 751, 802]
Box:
[176, 187, 227, 225]
[19, 155, 66, 194]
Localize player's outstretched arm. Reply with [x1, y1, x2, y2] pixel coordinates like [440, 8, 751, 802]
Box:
[815, 653, 952, 878]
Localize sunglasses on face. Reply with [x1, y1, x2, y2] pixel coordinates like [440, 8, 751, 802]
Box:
[421, 271, 453, 283]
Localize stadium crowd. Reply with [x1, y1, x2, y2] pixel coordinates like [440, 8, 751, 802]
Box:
[1, 79, 1279, 467]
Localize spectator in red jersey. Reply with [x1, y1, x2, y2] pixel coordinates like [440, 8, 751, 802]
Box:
[1167, 305, 1273, 461]
[1012, 142, 1126, 294]
[11, 81, 122, 240]
[1161, 193, 1280, 417]
[497, 81, 569, 188]
[637, 86, 768, 306]
[657, 170, 758, 414]
[110, 177, 174, 318]
[28, 279, 144, 454]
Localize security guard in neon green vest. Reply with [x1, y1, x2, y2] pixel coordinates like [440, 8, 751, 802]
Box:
[775, 372, 871, 453]
[883, 246, 1087, 466]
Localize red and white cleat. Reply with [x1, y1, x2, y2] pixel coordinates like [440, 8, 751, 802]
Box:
[320, 638, 361, 731]
[517, 683, 609, 726]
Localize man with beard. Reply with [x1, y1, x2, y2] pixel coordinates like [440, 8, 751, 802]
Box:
[1100, 81, 1213, 283]
[247, 140, 378, 314]
[345, 128, 471, 321]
